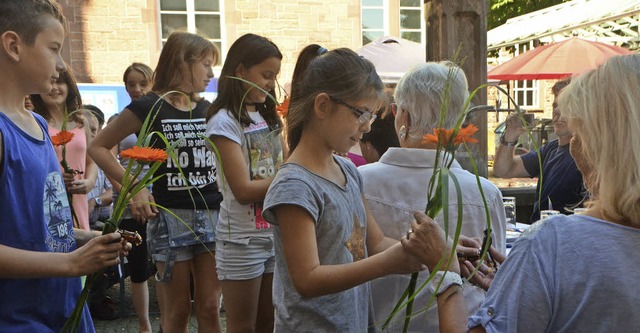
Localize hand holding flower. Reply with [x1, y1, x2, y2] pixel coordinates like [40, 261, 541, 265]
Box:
[380, 242, 427, 275]
[67, 232, 131, 276]
[401, 212, 458, 274]
[130, 187, 158, 221]
[66, 178, 93, 195]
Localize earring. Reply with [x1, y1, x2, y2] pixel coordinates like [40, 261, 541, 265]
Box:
[399, 125, 407, 140]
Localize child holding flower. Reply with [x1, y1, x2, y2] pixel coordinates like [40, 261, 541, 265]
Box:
[90, 32, 223, 332]
[31, 64, 98, 231]
[0, 1, 130, 331]
[205, 33, 284, 333]
[261, 45, 422, 332]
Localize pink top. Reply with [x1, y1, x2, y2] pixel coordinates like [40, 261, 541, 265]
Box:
[49, 126, 90, 230]
[347, 152, 367, 167]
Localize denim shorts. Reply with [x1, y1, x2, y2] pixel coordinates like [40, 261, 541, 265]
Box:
[147, 209, 218, 282]
[215, 236, 275, 281]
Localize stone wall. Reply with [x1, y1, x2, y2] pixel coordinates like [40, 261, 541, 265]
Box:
[225, 0, 361, 88]
[58, 0, 362, 87]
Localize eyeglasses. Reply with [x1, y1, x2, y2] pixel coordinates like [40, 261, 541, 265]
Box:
[330, 97, 377, 125]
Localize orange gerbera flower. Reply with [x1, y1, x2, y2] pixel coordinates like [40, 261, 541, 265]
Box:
[276, 97, 290, 117]
[422, 124, 479, 147]
[454, 124, 479, 144]
[423, 128, 456, 145]
[120, 146, 168, 164]
[51, 130, 74, 146]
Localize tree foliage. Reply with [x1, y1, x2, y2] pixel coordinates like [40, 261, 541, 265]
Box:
[487, 0, 569, 30]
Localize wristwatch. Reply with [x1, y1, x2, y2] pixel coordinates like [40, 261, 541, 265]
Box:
[429, 271, 463, 296]
[94, 197, 103, 207]
[500, 133, 517, 147]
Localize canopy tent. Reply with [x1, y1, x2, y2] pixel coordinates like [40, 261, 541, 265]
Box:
[357, 36, 426, 84]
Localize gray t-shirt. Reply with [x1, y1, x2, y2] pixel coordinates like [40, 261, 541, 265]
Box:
[206, 109, 283, 239]
[263, 156, 370, 332]
[468, 214, 640, 332]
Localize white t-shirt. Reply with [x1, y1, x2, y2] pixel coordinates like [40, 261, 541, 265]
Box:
[206, 109, 283, 239]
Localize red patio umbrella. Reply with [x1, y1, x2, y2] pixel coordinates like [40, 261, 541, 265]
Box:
[488, 37, 634, 81]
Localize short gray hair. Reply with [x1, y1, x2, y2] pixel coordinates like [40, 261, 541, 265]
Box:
[394, 62, 469, 139]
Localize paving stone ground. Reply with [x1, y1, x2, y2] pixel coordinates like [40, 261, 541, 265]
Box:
[92, 277, 226, 333]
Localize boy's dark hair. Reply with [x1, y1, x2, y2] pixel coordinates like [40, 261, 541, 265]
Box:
[207, 33, 283, 132]
[0, 0, 67, 45]
[286, 46, 386, 153]
[153, 32, 219, 100]
[361, 112, 399, 157]
[83, 104, 105, 127]
[31, 63, 84, 124]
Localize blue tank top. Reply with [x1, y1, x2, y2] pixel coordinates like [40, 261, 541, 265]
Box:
[0, 112, 93, 332]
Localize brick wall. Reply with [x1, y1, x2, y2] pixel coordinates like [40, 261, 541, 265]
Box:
[225, 0, 361, 90]
[59, 0, 362, 87]
[60, 0, 159, 83]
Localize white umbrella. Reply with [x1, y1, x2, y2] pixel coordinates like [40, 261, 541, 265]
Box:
[357, 36, 426, 84]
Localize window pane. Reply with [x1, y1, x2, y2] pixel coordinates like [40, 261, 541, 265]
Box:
[195, 0, 219, 11]
[160, 0, 186, 11]
[362, 0, 383, 6]
[362, 9, 384, 30]
[363, 30, 384, 45]
[401, 0, 420, 7]
[161, 14, 187, 39]
[400, 9, 421, 29]
[526, 91, 533, 103]
[516, 91, 524, 103]
[401, 31, 421, 43]
[196, 14, 220, 39]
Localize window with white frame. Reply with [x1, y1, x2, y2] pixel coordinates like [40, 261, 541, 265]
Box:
[399, 0, 424, 44]
[159, 0, 223, 52]
[361, 1, 425, 46]
[361, 0, 387, 45]
[511, 42, 540, 108]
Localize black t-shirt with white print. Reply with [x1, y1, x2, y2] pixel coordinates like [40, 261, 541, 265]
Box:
[127, 93, 222, 209]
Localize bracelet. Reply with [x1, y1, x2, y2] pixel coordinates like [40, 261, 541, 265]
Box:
[429, 271, 463, 296]
[499, 133, 517, 147]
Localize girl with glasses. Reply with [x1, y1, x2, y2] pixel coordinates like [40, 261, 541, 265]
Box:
[261, 45, 422, 332]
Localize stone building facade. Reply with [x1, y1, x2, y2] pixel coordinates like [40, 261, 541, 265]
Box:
[57, 0, 425, 88]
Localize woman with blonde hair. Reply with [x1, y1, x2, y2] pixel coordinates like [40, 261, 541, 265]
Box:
[403, 53, 640, 332]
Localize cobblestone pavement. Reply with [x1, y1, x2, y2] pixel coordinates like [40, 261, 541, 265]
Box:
[92, 277, 226, 332]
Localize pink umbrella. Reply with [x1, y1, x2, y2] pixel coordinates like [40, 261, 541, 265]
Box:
[488, 37, 634, 81]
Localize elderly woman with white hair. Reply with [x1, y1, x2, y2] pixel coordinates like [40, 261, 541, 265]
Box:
[358, 62, 507, 332]
[403, 54, 640, 332]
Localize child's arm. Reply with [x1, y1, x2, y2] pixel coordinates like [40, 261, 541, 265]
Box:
[88, 109, 156, 220]
[0, 233, 129, 279]
[362, 194, 399, 255]
[211, 135, 273, 204]
[274, 204, 422, 298]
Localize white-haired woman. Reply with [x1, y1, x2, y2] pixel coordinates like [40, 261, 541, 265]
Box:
[358, 62, 507, 332]
[404, 54, 640, 332]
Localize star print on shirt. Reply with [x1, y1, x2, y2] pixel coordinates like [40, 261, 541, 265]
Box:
[345, 213, 365, 261]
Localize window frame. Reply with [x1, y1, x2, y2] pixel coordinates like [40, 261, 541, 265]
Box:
[158, 0, 226, 59]
[399, 1, 425, 45]
[361, 0, 390, 46]
[510, 42, 540, 108]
